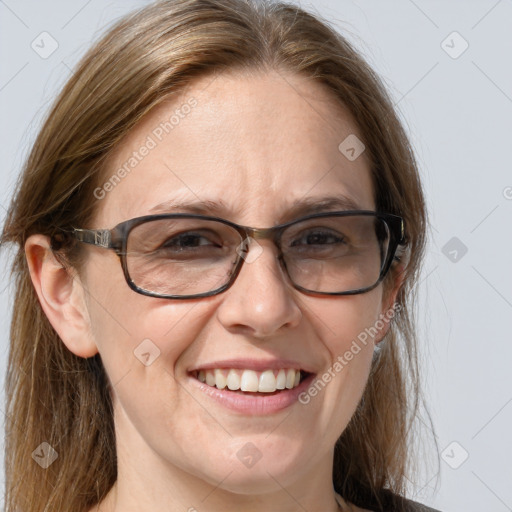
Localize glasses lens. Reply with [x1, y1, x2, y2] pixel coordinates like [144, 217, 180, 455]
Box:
[126, 218, 242, 296]
[281, 214, 390, 293]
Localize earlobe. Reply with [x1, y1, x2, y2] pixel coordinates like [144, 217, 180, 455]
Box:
[24, 234, 98, 358]
[375, 263, 405, 345]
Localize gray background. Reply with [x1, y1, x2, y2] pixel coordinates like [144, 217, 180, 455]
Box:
[1, 1, 511, 511]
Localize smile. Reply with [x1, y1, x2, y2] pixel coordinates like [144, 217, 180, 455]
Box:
[192, 368, 308, 393]
[188, 367, 316, 414]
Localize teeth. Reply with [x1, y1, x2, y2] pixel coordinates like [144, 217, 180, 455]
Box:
[285, 369, 295, 389]
[259, 370, 277, 392]
[276, 369, 286, 389]
[227, 369, 241, 390]
[206, 371, 216, 387]
[214, 369, 227, 390]
[241, 370, 259, 392]
[196, 368, 304, 392]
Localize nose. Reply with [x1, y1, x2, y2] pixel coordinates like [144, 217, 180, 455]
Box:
[215, 238, 302, 338]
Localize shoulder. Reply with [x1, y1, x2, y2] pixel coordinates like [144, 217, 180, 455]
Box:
[398, 497, 441, 512]
[337, 490, 442, 512]
[377, 493, 442, 512]
[352, 500, 440, 512]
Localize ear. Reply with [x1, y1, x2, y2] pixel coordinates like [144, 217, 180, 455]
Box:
[24, 234, 98, 358]
[374, 263, 405, 345]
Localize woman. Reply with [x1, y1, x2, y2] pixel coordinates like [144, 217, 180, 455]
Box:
[1, 0, 440, 511]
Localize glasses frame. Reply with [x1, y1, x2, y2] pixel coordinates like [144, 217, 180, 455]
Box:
[68, 210, 405, 299]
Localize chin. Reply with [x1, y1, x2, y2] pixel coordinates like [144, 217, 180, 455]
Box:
[211, 443, 310, 493]
[211, 467, 302, 495]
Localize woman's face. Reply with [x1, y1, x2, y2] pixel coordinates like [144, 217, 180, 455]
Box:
[76, 70, 395, 495]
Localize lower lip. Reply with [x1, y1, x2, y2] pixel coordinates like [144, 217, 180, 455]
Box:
[189, 373, 316, 415]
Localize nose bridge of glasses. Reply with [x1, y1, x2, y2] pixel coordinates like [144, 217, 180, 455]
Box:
[241, 226, 283, 255]
[235, 226, 292, 292]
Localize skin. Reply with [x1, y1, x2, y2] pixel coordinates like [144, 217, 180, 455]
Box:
[25, 69, 401, 512]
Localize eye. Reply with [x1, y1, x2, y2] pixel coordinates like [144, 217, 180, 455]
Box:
[290, 230, 346, 247]
[161, 232, 221, 250]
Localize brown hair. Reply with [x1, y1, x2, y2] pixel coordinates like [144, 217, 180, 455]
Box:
[1, 0, 437, 510]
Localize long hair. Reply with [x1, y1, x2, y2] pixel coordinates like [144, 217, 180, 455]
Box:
[1, 1, 435, 510]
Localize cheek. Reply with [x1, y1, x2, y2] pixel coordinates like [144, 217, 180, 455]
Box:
[84, 287, 234, 481]
[309, 291, 384, 358]
[300, 291, 383, 425]
[84, 251, 213, 376]
[89, 297, 212, 383]
[86, 292, 219, 453]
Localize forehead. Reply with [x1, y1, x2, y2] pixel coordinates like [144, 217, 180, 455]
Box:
[92, 70, 374, 228]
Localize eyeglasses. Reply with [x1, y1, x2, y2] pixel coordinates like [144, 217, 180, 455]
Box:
[66, 210, 405, 299]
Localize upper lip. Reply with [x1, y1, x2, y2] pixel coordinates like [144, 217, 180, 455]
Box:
[188, 358, 317, 374]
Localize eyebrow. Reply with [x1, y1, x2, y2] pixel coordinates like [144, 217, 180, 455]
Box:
[148, 195, 362, 223]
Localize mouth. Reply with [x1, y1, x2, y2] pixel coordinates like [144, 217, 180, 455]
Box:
[189, 368, 313, 396]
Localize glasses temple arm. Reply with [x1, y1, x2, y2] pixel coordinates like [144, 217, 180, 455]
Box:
[73, 228, 113, 249]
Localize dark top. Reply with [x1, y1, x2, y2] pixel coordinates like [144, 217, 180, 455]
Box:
[384, 495, 441, 512]
[335, 490, 442, 512]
